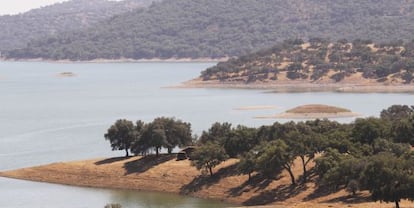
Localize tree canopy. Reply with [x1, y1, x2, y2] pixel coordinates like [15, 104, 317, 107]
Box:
[190, 142, 229, 177]
[105, 117, 193, 157]
[104, 119, 136, 157]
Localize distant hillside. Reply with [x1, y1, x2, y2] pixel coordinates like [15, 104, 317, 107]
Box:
[0, 0, 155, 52]
[4, 0, 414, 60]
[199, 39, 414, 85]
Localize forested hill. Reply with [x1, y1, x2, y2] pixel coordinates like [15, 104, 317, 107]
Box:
[4, 0, 414, 61]
[0, 0, 155, 51]
[200, 39, 414, 85]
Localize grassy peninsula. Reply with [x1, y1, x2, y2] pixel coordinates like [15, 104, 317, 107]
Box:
[1, 155, 413, 208]
[2, 105, 414, 208]
[185, 39, 414, 92]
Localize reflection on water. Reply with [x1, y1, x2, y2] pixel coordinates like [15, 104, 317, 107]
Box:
[0, 177, 230, 208]
[109, 190, 228, 208]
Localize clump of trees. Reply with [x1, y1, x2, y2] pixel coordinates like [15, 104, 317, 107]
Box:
[105, 105, 414, 207]
[104, 117, 193, 157]
[201, 39, 414, 84]
[104, 204, 122, 208]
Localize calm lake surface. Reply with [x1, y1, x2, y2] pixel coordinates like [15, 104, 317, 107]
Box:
[1, 62, 414, 207]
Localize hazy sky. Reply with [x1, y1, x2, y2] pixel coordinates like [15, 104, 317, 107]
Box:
[0, 0, 69, 15]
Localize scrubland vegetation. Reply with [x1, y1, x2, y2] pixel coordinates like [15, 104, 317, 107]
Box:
[201, 39, 414, 85]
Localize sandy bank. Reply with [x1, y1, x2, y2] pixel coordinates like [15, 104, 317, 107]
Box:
[179, 79, 414, 93]
[0, 156, 245, 205]
[1, 155, 411, 207]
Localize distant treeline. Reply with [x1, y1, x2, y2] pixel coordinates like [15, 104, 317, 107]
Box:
[201, 39, 414, 84]
[4, 0, 414, 60]
[0, 0, 155, 52]
[105, 105, 414, 208]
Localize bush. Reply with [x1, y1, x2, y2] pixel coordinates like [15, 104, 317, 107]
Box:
[346, 179, 359, 196]
[330, 72, 346, 82]
[105, 204, 122, 208]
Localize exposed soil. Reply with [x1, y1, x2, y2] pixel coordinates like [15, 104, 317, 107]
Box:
[0, 155, 412, 207]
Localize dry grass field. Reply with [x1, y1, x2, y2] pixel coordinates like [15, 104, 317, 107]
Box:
[1, 155, 413, 207]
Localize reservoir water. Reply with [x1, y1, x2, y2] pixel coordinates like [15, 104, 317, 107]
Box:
[0, 62, 413, 207]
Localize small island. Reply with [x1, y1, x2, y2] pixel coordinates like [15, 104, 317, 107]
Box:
[57, 72, 76, 77]
[256, 104, 360, 119]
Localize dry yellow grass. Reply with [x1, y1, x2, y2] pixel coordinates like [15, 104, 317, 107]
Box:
[1, 156, 413, 207]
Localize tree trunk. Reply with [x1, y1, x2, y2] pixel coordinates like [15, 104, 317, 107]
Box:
[300, 156, 307, 183]
[248, 173, 251, 182]
[395, 200, 400, 208]
[209, 166, 213, 177]
[288, 169, 296, 185]
[156, 147, 159, 157]
[125, 149, 129, 157]
[284, 164, 296, 185]
[168, 148, 172, 154]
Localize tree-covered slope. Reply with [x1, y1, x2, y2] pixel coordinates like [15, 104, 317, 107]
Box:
[4, 0, 414, 60]
[0, 0, 155, 52]
[200, 39, 414, 85]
